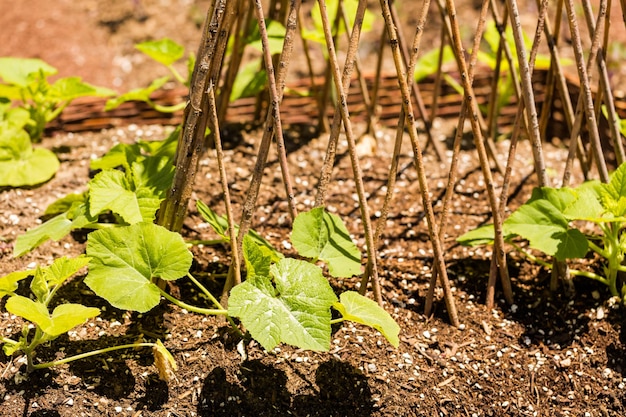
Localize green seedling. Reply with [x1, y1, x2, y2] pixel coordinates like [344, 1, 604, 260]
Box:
[13, 127, 178, 256]
[458, 162, 626, 302]
[0, 58, 113, 187]
[0, 103, 58, 187]
[0, 57, 115, 142]
[0, 256, 175, 377]
[83, 205, 399, 352]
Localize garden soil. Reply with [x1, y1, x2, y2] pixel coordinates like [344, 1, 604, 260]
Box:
[1, 1, 626, 416]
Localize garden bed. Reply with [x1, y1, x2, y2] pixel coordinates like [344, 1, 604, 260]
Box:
[1, 0, 626, 416]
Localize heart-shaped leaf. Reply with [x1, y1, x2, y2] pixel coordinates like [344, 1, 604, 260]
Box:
[229, 258, 338, 351]
[291, 207, 362, 277]
[85, 223, 193, 312]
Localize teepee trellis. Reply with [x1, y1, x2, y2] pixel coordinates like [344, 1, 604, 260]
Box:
[157, 0, 625, 326]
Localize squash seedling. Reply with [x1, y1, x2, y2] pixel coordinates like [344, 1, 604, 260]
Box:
[458, 162, 626, 303]
[12, 127, 178, 257]
[82, 203, 399, 352]
[0, 256, 174, 377]
[0, 57, 114, 187]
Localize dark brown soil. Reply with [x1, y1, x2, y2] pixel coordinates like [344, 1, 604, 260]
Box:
[1, 1, 626, 417]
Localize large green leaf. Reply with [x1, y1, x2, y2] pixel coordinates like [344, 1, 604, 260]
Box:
[85, 223, 193, 312]
[333, 291, 400, 347]
[291, 207, 362, 277]
[228, 258, 338, 351]
[505, 199, 588, 260]
[0, 57, 57, 86]
[136, 38, 185, 66]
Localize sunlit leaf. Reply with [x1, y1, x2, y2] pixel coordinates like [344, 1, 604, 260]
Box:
[291, 207, 362, 277]
[85, 223, 193, 312]
[229, 258, 338, 351]
[333, 291, 400, 347]
[136, 38, 185, 66]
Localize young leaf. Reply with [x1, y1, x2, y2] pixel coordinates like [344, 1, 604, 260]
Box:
[14, 203, 94, 257]
[0, 125, 59, 187]
[43, 255, 91, 287]
[5, 296, 52, 332]
[31, 256, 91, 304]
[242, 234, 272, 279]
[602, 163, 626, 217]
[505, 199, 588, 260]
[105, 76, 170, 111]
[291, 207, 362, 277]
[333, 291, 400, 347]
[46, 304, 100, 336]
[136, 38, 185, 66]
[228, 258, 338, 351]
[196, 200, 282, 261]
[456, 224, 496, 247]
[44, 192, 87, 217]
[48, 77, 115, 102]
[7, 295, 100, 337]
[0, 57, 57, 86]
[88, 155, 173, 225]
[0, 270, 32, 299]
[230, 60, 267, 102]
[85, 223, 193, 312]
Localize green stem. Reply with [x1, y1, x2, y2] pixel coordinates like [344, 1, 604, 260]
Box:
[0, 336, 19, 345]
[186, 273, 243, 336]
[153, 102, 187, 113]
[186, 238, 226, 246]
[168, 65, 187, 85]
[186, 273, 224, 310]
[510, 242, 610, 285]
[159, 289, 228, 316]
[330, 318, 345, 325]
[587, 239, 608, 259]
[31, 342, 158, 370]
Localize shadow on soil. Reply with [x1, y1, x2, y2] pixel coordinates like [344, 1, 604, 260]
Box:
[198, 358, 374, 417]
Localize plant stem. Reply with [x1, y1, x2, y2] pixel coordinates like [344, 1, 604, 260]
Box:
[159, 290, 228, 316]
[153, 102, 187, 113]
[31, 342, 158, 370]
[185, 238, 226, 246]
[185, 273, 243, 336]
[330, 318, 344, 325]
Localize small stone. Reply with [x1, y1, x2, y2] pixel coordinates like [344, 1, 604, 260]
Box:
[559, 358, 572, 368]
[367, 363, 377, 373]
[596, 307, 605, 320]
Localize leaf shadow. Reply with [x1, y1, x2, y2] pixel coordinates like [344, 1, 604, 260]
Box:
[198, 358, 373, 416]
